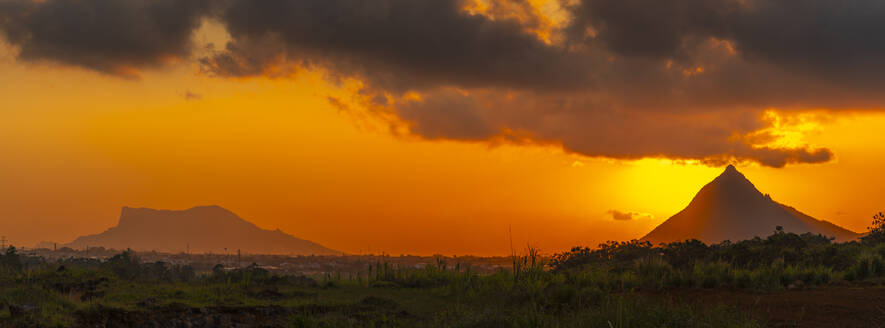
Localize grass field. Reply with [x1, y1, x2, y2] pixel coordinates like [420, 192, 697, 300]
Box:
[2, 230, 885, 327]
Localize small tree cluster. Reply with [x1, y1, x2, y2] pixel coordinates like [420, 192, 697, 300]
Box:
[862, 212, 885, 244]
[101, 249, 195, 282]
[551, 230, 839, 273]
[0, 246, 22, 271]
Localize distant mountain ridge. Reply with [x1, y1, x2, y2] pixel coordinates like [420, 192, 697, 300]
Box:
[65, 206, 341, 255]
[642, 165, 859, 244]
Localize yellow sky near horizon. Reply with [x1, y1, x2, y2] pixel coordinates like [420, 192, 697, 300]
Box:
[2, 50, 885, 256]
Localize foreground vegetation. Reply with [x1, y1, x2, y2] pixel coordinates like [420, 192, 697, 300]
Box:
[0, 252, 764, 327]
[1, 214, 884, 327]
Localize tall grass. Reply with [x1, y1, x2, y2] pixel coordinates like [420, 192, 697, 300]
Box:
[4, 229, 885, 326]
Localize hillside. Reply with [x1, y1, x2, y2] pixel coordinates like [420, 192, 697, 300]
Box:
[65, 206, 341, 255]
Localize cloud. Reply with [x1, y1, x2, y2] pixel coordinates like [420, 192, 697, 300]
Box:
[6, 0, 885, 166]
[378, 88, 833, 167]
[567, 0, 885, 85]
[201, 0, 591, 91]
[395, 89, 498, 141]
[183, 91, 202, 101]
[608, 210, 654, 221]
[0, 0, 216, 77]
[197, 0, 864, 166]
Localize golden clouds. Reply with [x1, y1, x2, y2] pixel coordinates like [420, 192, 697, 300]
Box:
[462, 0, 568, 44]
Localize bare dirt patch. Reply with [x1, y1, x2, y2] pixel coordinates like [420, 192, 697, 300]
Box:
[663, 286, 885, 328]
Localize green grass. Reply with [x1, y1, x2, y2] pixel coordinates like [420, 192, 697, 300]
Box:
[5, 231, 885, 327]
[0, 259, 767, 327]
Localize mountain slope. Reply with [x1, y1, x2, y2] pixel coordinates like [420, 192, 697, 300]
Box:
[66, 206, 341, 255]
[641, 165, 859, 244]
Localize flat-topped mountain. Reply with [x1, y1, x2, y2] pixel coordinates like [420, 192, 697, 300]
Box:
[642, 165, 859, 244]
[65, 206, 341, 255]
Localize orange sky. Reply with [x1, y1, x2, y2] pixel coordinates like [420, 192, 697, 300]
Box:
[2, 1, 885, 256]
[1, 56, 883, 255]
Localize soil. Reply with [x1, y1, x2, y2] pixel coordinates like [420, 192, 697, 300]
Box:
[663, 286, 885, 328]
[72, 286, 885, 327]
[75, 296, 411, 328]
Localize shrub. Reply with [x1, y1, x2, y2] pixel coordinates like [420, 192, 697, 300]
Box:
[102, 249, 141, 280]
[661, 239, 709, 269]
[734, 270, 752, 289]
[1, 246, 23, 271]
[852, 258, 873, 280]
[692, 261, 732, 288]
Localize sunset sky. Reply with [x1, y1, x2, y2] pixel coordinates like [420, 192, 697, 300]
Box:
[1, 0, 884, 256]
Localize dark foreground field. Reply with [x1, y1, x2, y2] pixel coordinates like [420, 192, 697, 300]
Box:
[4, 271, 885, 328]
[662, 287, 885, 328]
[66, 286, 885, 327]
[3, 230, 885, 327]
[32, 287, 885, 327]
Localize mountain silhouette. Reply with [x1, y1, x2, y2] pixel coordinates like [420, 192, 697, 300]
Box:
[65, 206, 341, 255]
[641, 165, 859, 244]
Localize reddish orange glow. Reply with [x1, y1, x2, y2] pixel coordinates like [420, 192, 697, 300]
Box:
[2, 14, 885, 256]
[1, 53, 884, 256]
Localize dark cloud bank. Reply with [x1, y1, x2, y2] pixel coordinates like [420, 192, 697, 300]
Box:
[4, 0, 885, 167]
[0, 0, 214, 76]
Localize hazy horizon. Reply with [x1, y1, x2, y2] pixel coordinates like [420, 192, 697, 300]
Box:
[18, 165, 865, 257]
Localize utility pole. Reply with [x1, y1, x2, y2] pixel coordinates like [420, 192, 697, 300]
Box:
[237, 249, 241, 268]
[1, 236, 6, 250]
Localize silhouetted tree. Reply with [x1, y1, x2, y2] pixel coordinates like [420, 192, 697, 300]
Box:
[171, 264, 196, 282]
[550, 240, 655, 272]
[862, 212, 885, 244]
[1, 246, 22, 271]
[661, 239, 709, 269]
[103, 249, 141, 280]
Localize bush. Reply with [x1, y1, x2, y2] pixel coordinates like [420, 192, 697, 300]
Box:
[102, 250, 141, 280]
[1, 246, 23, 271]
[634, 257, 673, 290]
[734, 270, 752, 288]
[550, 240, 655, 273]
[850, 258, 874, 281]
[550, 228, 885, 290]
[692, 261, 732, 288]
[661, 239, 709, 269]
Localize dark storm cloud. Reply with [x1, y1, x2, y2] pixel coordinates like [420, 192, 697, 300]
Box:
[0, 0, 215, 76]
[201, 0, 592, 91]
[391, 89, 834, 168]
[395, 89, 498, 141]
[4, 0, 883, 166]
[731, 0, 885, 84]
[568, 0, 885, 85]
[565, 0, 738, 59]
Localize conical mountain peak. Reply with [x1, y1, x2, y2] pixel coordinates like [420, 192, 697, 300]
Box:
[717, 164, 748, 181]
[723, 164, 738, 174]
[702, 164, 760, 198]
[641, 165, 860, 244]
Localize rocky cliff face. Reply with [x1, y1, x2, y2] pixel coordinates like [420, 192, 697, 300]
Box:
[66, 206, 341, 255]
[642, 165, 859, 244]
